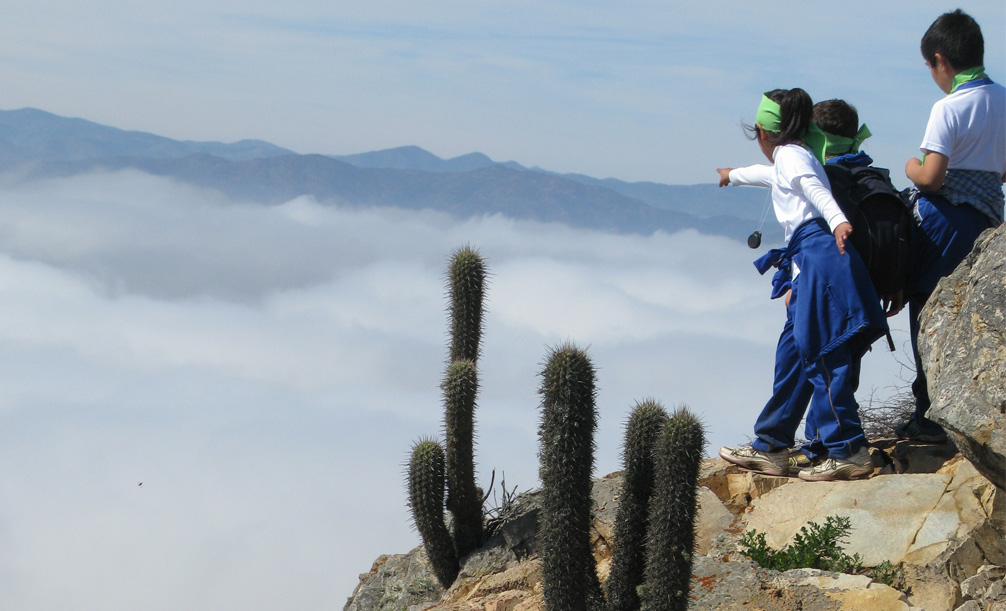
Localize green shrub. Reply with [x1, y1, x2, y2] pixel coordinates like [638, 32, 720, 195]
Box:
[869, 560, 908, 592]
[739, 515, 863, 574]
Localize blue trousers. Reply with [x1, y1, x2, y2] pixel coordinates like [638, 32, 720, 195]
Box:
[751, 302, 865, 460]
[907, 194, 995, 421]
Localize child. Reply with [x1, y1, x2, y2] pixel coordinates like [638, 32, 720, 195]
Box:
[900, 9, 1005, 443]
[715, 89, 888, 481]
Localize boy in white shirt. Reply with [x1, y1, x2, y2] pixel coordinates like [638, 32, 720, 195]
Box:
[900, 9, 1005, 442]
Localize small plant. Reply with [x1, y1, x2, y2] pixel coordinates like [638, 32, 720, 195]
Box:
[859, 386, 917, 440]
[870, 560, 909, 593]
[739, 515, 864, 574]
[483, 469, 521, 539]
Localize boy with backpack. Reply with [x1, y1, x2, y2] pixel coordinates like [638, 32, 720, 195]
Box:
[801, 99, 912, 459]
[815, 100, 913, 323]
[899, 9, 1005, 443]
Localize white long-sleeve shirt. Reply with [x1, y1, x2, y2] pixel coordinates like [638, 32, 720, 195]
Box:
[728, 144, 848, 244]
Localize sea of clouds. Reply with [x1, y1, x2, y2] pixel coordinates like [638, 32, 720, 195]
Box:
[0, 169, 911, 609]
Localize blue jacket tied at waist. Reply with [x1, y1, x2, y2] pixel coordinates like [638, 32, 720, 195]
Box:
[754, 218, 888, 363]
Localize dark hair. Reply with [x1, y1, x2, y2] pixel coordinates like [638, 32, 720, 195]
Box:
[744, 88, 814, 146]
[813, 99, 859, 138]
[921, 9, 983, 70]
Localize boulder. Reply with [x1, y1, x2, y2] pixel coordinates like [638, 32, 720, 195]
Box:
[919, 224, 1006, 490]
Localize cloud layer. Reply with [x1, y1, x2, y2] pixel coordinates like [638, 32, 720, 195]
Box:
[0, 171, 910, 608]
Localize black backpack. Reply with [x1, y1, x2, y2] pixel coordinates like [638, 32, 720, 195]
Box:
[823, 163, 914, 299]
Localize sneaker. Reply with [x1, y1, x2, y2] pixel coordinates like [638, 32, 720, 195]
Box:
[895, 419, 948, 443]
[719, 445, 790, 477]
[797, 446, 874, 482]
[788, 449, 814, 470]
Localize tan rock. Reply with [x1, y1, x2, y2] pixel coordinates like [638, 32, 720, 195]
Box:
[743, 472, 981, 566]
[787, 569, 918, 610]
[907, 460, 993, 564]
[696, 486, 735, 554]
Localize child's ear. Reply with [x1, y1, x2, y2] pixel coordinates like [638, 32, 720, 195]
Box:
[934, 52, 953, 73]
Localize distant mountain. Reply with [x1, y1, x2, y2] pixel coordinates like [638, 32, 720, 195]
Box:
[332, 145, 525, 174]
[0, 108, 294, 162]
[329, 146, 779, 241]
[0, 107, 779, 242]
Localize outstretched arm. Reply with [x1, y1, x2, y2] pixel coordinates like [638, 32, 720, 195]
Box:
[718, 164, 773, 188]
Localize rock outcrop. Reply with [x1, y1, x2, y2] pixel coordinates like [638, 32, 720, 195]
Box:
[344, 227, 1006, 610]
[344, 441, 1004, 611]
[919, 224, 1006, 490]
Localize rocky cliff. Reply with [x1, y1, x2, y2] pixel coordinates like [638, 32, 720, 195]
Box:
[344, 226, 1006, 611]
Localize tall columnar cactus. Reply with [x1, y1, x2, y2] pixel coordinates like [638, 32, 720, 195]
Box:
[405, 246, 488, 589]
[442, 359, 483, 556]
[537, 342, 604, 611]
[640, 406, 706, 611]
[447, 245, 486, 364]
[407, 438, 459, 588]
[606, 400, 670, 611]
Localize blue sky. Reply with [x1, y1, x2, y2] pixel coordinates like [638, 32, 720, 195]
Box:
[0, 2, 1002, 608]
[1, 1, 1003, 184]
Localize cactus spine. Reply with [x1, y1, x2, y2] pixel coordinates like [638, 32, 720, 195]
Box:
[407, 439, 459, 588]
[538, 342, 604, 611]
[641, 406, 706, 611]
[442, 359, 482, 556]
[447, 245, 485, 364]
[606, 400, 670, 611]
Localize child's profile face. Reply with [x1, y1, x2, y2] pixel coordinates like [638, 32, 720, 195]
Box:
[756, 125, 775, 162]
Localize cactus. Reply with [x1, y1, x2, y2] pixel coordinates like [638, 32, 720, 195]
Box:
[447, 245, 486, 364]
[640, 405, 706, 611]
[606, 400, 670, 611]
[537, 342, 604, 611]
[442, 359, 483, 557]
[407, 438, 459, 588]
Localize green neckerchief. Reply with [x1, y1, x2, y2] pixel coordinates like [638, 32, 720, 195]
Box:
[754, 94, 828, 164]
[821, 124, 872, 157]
[951, 66, 988, 93]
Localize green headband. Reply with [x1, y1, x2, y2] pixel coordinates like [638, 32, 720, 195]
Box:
[755, 94, 782, 133]
[821, 124, 872, 156]
[951, 66, 988, 93]
[753, 93, 829, 165]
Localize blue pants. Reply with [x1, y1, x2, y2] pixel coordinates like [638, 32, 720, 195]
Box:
[907, 194, 995, 421]
[751, 303, 865, 460]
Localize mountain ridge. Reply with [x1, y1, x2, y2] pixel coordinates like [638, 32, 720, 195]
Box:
[0, 107, 778, 242]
